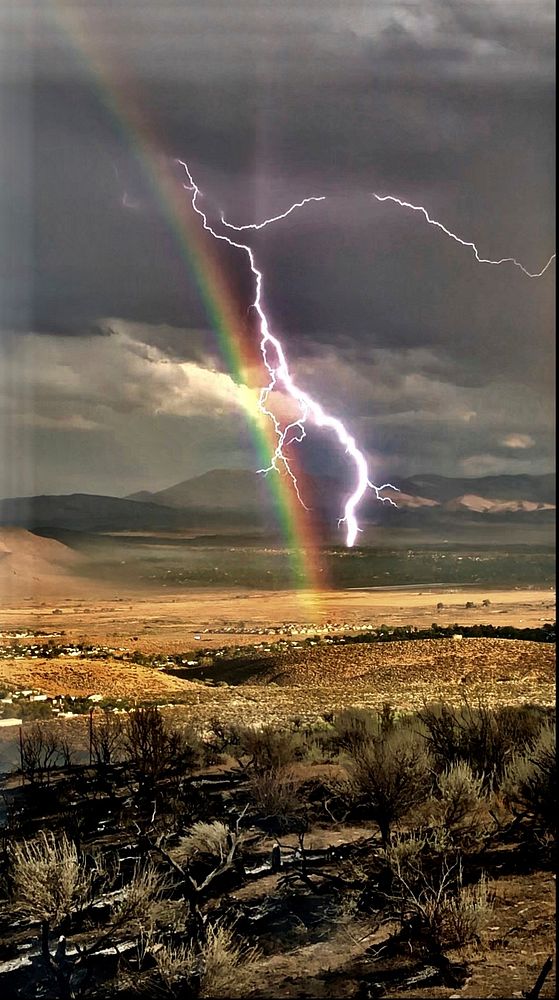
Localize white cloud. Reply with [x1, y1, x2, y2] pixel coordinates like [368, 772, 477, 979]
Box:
[501, 433, 535, 449]
[0, 328, 259, 427]
[0, 325, 271, 496]
[19, 414, 101, 431]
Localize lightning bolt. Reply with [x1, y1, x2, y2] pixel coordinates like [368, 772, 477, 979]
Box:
[219, 195, 326, 231]
[177, 160, 397, 547]
[373, 194, 556, 278]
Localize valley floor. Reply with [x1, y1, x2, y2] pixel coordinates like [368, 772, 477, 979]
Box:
[0, 585, 555, 654]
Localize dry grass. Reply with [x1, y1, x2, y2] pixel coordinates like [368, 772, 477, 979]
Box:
[253, 637, 554, 690]
[152, 921, 260, 999]
[387, 851, 494, 951]
[0, 655, 201, 698]
[175, 821, 233, 863]
[113, 863, 164, 926]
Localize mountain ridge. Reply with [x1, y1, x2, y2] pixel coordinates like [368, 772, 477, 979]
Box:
[0, 471, 554, 536]
[127, 469, 556, 510]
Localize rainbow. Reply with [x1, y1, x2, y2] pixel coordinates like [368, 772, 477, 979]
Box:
[50, 3, 327, 600]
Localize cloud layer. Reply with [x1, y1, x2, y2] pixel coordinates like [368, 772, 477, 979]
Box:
[0, 322, 553, 499]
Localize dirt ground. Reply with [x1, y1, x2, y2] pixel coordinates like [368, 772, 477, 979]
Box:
[0, 586, 555, 654]
[242, 867, 556, 999]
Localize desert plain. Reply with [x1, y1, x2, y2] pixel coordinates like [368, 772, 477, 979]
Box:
[0, 584, 555, 703]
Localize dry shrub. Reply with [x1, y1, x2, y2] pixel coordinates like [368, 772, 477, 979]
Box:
[234, 725, 302, 829]
[494, 705, 552, 750]
[235, 724, 300, 772]
[153, 922, 259, 998]
[249, 766, 299, 826]
[436, 761, 485, 830]
[301, 734, 330, 764]
[388, 851, 493, 951]
[348, 727, 432, 844]
[420, 701, 550, 786]
[333, 705, 395, 755]
[10, 831, 93, 925]
[175, 821, 233, 864]
[383, 830, 429, 879]
[503, 722, 556, 834]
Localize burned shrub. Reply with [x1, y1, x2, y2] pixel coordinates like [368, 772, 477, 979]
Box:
[123, 707, 199, 795]
[90, 708, 125, 770]
[20, 724, 69, 786]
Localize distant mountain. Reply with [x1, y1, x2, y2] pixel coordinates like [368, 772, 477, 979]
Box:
[127, 469, 352, 528]
[382, 490, 439, 509]
[129, 469, 269, 512]
[0, 493, 261, 533]
[1, 471, 554, 538]
[126, 490, 154, 504]
[130, 470, 555, 514]
[404, 473, 556, 505]
[444, 494, 555, 514]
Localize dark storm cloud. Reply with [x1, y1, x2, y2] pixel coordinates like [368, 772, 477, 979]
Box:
[0, 1, 555, 491]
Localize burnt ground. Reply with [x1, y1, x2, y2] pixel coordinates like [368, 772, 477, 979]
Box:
[0, 743, 555, 1000]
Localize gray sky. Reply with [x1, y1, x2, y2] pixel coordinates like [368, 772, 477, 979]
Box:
[0, 0, 555, 499]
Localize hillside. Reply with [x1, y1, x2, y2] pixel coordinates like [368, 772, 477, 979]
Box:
[0, 527, 80, 597]
[129, 469, 270, 512]
[0, 527, 78, 568]
[250, 636, 555, 691]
